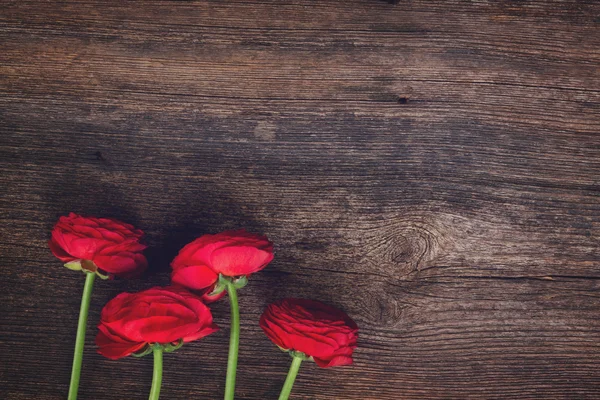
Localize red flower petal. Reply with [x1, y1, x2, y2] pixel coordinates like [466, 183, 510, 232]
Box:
[94, 253, 147, 277]
[96, 325, 145, 360]
[313, 355, 353, 368]
[171, 264, 218, 291]
[259, 298, 358, 368]
[200, 286, 227, 303]
[170, 229, 274, 279]
[49, 213, 146, 278]
[210, 246, 274, 276]
[48, 238, 76, 262]
[96, 286, 218, 360]
[182, 323, 219, 342]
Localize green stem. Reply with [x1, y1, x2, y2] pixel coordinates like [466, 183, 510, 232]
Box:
[148, 346, 164, 400]
[278, 356, 303, 400]
[68, 272, 96, 400]
[224, 282, 240, 400]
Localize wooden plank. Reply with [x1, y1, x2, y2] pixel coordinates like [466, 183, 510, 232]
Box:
[1, 1, 599, 399]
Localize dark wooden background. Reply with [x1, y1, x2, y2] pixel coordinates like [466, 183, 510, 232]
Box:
[1, 1, 599, 399]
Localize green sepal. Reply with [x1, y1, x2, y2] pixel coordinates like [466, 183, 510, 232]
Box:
[277, 345, 289, 353]
[209, 277, 228, 296]
[132, 345, 153, 358]
[95, 270, 110, 280]
[80, 259, 98, 273]
[290, 351, 312, 361]
[216, 274, 248, 290]
[163, 339, 184, 353]
[64, 260, 82, 271]
[232, 275, 248, 289]
[276, 346, 311, 361]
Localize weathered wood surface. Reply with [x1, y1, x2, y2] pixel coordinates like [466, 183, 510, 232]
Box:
[1, 1, 599, 399]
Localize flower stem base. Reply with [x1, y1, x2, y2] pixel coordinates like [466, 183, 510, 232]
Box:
[223, 280, 240, 400]
[149, 345, 164, 400]
[68, 271, 96, 400]
[278, 356, 303, 400]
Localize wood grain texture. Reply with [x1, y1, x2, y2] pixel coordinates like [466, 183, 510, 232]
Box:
[1, 0, 599, 399]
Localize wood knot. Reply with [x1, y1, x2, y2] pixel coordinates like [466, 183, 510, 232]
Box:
[358, 286, 405, 328]
[361, 214, 446, 278]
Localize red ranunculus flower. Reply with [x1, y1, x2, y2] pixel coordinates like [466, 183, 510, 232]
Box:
[96, 286, 218, 360]
[49, 212, 147, 278]
[260, 298, 358, 368]
[171, 229, 274, 291]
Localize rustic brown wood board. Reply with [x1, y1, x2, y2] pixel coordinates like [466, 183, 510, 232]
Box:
[1, 0, 599, 399]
